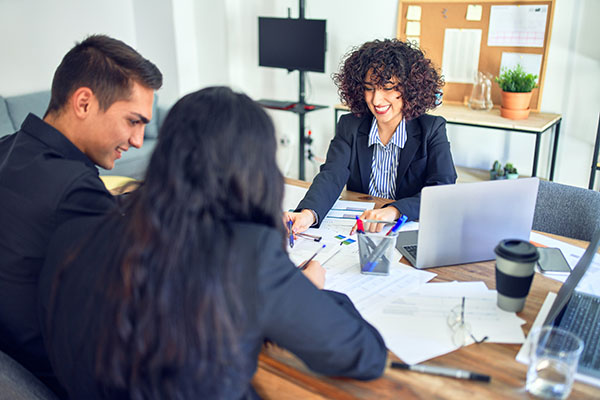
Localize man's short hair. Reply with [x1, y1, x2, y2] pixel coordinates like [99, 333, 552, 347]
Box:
[45, 34, 163, 116]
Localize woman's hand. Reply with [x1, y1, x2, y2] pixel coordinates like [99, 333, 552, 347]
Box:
[350, 207, 401, 234]
[284, 209, 315, 236]
[301, 261, 325, 289]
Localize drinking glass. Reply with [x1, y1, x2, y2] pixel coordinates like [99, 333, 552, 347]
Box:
[526, 326, 583, 399]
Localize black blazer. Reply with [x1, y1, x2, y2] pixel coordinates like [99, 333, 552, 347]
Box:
[38, 215, 387, 399]
[297, 113, 457, 223]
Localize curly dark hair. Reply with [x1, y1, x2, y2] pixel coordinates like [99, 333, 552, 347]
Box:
[333, 39, 444, 120]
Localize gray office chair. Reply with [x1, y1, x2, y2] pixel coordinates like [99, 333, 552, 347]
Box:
[0, 350, 58, 400]
[533, 180, 600, 241]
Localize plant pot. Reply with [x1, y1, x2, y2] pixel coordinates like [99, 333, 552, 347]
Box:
[501, 91, 533, 109]
[506, 173, 519, 179]
[500, 91, 533, 120]
[500, 106, 530, 120]
[490, 171, 497, 180]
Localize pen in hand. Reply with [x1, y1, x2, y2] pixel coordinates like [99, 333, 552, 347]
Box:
[298, 244, 326, 270]
[287, 219, 294, 248]
[356, 216, 365, 234]
[390, 362, 491, 383]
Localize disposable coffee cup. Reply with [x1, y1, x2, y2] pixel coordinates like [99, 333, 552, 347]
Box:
[494, 239, 539, 312]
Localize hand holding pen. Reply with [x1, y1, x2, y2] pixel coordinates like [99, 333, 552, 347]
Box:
[298, 244, 326, 270]
[350, 206, 403, 235]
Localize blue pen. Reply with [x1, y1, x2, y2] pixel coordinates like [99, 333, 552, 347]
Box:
[287, 219, 294, 248]
[386, 215, 408, 236]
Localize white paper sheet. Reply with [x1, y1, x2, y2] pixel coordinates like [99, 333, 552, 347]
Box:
[406, 5, 421, 21]
[488, 5, 548, 47]
[365, 281, 526, 364]
[441, 29, 482, 83]
[466, 5, 483, 21]
[406, 21, 421, 36]
[500, 52, 542, 83]
[282, 183, 308, 212]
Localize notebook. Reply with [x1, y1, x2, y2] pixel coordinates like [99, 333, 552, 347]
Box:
[396, 178, 539, 269]
[542, 228, 600, 379]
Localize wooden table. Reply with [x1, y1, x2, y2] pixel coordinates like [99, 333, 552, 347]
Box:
[333, 103, 562, 181]
[252, 180, 598, 399]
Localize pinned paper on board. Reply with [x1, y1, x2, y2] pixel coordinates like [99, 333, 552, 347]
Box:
[441, 29, 482, 83]
[406, 5, 422, 21]
[466, 5, 482, 21]
[488, 5, 548, 47]
[406, 21, 421, 36]
[500, 52, 542, 84]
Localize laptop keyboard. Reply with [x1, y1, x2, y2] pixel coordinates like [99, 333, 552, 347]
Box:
[558, 292, 600, 373]
[403, 245, 418, 260]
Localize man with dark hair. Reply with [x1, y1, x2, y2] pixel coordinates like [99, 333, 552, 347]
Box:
[0, 34, 163, 395]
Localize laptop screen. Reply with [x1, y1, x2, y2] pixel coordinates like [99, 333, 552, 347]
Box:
[543, 228, 600, 326]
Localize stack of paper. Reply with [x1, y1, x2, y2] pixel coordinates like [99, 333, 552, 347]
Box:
[364, 281, 526, 364]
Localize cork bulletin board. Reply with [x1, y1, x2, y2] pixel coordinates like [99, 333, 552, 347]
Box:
[396, 0, 555, 111]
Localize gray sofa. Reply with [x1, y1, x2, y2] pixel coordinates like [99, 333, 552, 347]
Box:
[0, 90, 167, 179]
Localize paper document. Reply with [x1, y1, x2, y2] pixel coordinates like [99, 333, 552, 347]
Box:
[282, 183, 308, 212]
[466, 5, 482, 21]
[406, 5, 421, 21]
[500, 52, 541, 84]
[365, 281, 526, 364]
[406, 21, 421, 36]
[442, 29, 482, 83]
[488, 5, 548, 47]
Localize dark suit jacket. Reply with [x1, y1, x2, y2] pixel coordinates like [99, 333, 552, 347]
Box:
[297, 113, 457, 224]
[0, 114, 115, 396]
[38, 215, 387, 399]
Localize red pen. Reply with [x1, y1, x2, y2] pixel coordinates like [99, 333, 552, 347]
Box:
[355, 216, 365, 233]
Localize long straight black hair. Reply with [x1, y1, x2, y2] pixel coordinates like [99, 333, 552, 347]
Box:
[93, 87, 284, 398]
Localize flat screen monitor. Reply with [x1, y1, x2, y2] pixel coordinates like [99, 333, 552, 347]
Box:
[258, 17, 326, 73]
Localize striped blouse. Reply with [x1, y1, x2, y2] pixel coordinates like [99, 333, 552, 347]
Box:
[368, 117, 407, 199]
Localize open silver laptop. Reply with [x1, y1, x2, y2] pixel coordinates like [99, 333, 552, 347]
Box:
[542, 228, 600, 379]
[396, 178, 539, 269]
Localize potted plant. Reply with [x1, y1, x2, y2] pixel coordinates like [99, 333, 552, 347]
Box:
[490, 160, 501, 180]
[495, 166, 506, 180]
[495, 64, 538, 120]
[504, 163, 519, 179]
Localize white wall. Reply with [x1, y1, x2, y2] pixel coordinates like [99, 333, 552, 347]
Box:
[0, 0, 136, 96]
[1, 0, 598, 188]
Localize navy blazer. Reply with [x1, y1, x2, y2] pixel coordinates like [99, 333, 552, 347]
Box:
[297, 113, 457, 223]
[39, 216, 387, 399]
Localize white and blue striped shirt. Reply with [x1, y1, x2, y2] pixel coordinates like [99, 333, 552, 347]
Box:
[368, 117, 407, 199]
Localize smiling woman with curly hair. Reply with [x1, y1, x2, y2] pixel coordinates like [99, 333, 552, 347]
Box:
[286, 39, 457, 234]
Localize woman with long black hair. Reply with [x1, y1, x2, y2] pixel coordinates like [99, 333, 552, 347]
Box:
[38, 87, 387, 399]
